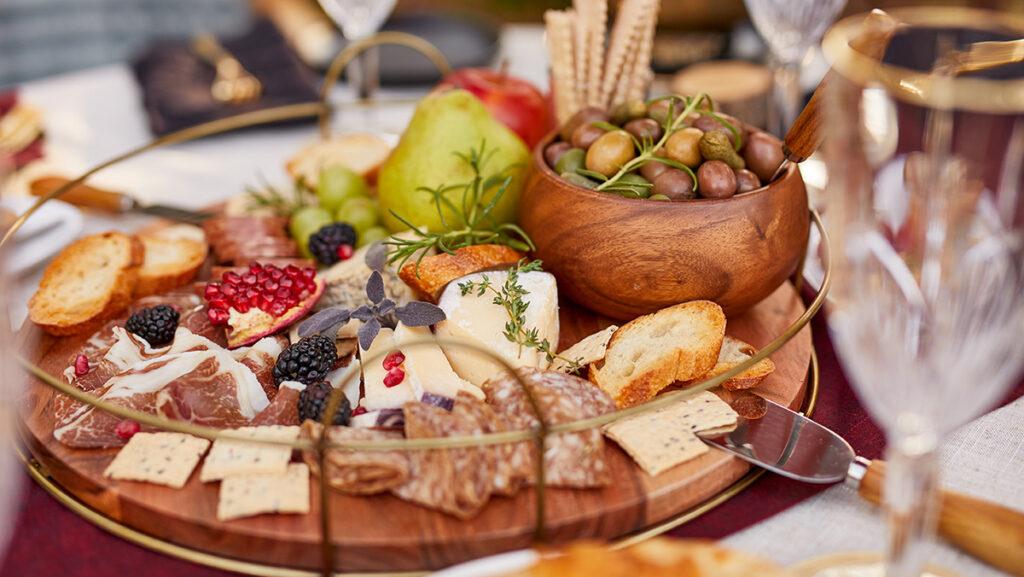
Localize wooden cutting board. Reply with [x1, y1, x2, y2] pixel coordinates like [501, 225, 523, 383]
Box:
[19, 282, 811, 573]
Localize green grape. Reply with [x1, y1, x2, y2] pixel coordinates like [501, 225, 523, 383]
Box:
[357, 226, 390, 248]
[317, 166, 368, 212]
[335, 197, 379, 235]
[289, 206, 333, 256]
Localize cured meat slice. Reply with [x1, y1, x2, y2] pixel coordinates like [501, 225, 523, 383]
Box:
[451, 393, 531, 496]
[53, 328, 271, 448]
[252, 381, 303, 426]
[393, 401, 495, 519]
[300, 422, 408, 495]
[231, 335, 287, 400]
[483, 368, 616, 488]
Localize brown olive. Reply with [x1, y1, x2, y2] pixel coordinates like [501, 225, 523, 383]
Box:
[693, 113, 744, 150]
[664, 127, 704, 168]
[639, 157, 670, 181]
[571, 123, 606, 149]
[610, 100, 648, 125]
[652, 169, 697, 200]
[743, 131, 785, 182]
[697, 160, 738, 199]
[647, 99, 683, 124]
[559, 106, 609, 141]
[624, 118, 663, 142]
[734, 169, 761, 193]
[544, 141, 572, 168]
[585, 130, 636, 177]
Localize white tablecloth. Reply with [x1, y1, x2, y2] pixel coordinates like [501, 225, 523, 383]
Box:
[9, 24, 1022, 577]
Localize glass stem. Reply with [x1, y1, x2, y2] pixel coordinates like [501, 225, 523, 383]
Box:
[883, 424, 940, 577]
[770, 60, 802, 138]
[351, 46, 380, 101]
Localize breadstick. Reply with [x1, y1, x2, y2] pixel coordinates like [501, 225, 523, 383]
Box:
[626, 0, 659, 103]
[545, 9, 579, 125]
[585, 0, 608, 106]
[572, 1, 590, 105]
[600, 0, 644, 107]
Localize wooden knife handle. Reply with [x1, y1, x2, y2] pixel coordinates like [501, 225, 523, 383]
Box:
[859, 460, 1024, 577]
[782, 9, 901, 163]
[29, 176, 131, 213]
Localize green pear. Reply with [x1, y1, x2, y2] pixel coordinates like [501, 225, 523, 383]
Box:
[378, 89, 530, 233]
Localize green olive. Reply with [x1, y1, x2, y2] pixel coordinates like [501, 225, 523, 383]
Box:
[610, 100, 648, 125]
[544, 141, 572, 168]
[665, 127, 704, 168]
[560, 172, 598, 189]
[612, 173, 651, 199]
[585, 130, 636, 177]
[649, 194, 672, 201]
[554, 147, 586, 175]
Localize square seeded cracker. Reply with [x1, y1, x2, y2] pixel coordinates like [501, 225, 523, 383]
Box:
[604, 391, 738, 477]
[200, 425, 300, 482]
[217, 463, 310, 521]
[104, 432, 210, 488]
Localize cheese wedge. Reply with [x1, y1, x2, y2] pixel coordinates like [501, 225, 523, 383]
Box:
[434, 271, 560, 386]
[359, 324, 481, 412]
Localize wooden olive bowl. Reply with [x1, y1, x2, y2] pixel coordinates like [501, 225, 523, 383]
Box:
[520, 132, 810, 320]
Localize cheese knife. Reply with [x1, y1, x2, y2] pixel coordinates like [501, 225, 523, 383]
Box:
[30, 176, 214, 225]
[699, 398, 1024, 577]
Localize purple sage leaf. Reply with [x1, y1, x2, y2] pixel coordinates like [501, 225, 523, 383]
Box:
[376, 298, 396, 316]
[420, 392, 454, 411]
[365, 270, 385, 304]
[351, 304, 374, 323]
[357, 317, 381, 350]
[395, 301, 447, 326]
[298, 307, 352, 338]
[364, 242, 387, 272]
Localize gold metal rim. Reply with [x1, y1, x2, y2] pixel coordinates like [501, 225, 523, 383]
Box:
[18, 346, 820, 576]
[822, 7, 1024, 113]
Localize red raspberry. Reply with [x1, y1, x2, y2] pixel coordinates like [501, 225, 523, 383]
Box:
[383, 367, 405, 388]
[382, 351, 405, 370]
[74, 354, 90, 376]
[115, 420, 141, 440]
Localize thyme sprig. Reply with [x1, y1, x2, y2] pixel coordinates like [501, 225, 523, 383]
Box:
[458, 259, 583, 374]
[385, 141, 535, 274]
[591, 92, 739, 194]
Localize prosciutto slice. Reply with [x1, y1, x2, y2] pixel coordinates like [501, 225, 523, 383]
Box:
[54, 328, 273, 448]
[252, 381, 304, 426]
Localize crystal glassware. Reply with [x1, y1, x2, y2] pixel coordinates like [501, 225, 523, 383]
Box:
[821, 7, 1024, 576]
[744, 0, 847, 135]
[317, 0, 398, 100]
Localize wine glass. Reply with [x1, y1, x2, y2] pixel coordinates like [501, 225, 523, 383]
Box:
[317, 0, 398, 100]
[744, 0, 847, 135]
[821, 7, 1024, 576]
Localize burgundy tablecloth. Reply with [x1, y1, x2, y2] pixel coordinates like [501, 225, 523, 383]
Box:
[3, 310, 1021, 577]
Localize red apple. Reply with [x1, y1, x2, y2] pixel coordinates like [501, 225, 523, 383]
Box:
[441, 68, 550, 149]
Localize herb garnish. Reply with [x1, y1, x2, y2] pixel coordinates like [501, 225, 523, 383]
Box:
[586, 93, 739, 195]
[384, 141, 535, 274]
[243, 175, 316, 216]
[457, 259, 583, 374]
[298, 243, 446, 350]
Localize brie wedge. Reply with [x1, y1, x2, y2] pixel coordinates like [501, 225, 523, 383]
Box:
[359, 323, 481, 412]
[434, 270, 560, 386]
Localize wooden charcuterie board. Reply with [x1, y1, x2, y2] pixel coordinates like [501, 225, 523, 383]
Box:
[19, 282, 811, 573]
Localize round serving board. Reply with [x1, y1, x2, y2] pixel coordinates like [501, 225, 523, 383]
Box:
[19, 282, 811, 573]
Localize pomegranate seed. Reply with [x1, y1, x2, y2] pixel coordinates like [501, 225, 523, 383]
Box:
[284, 265, 300, 277]
[208, 298, 228, 311]
[352, 406, 367, 416]
[115, 420, 141, 440]
[74, 354, 90, 376]
[335, 244, 355, 260]
[249, 262, 262, 274]
[269, 301, 287, 317]
[263, 280, 278, 292]
[301, 268, 316, 280]
[275, 287, 290, 300]
[269, 268, 284, 281]
[243, 273, 257, 285]
[280, 277, 294, 289]
[245, 288, 259, 300]
[224, 271, 241, 285]
[204, 284, 221, 299]
[282, 297, 298, 309]
[208, 308, 229, 325]
[382, 351, 405, 370]
[234, 301, 251, 313]
[222, 284, 238, 298]
[383, 367, 405, 388]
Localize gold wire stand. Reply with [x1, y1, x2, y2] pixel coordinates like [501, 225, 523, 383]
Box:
[6, 29, 832, 577]
[18, 348, 820, 577]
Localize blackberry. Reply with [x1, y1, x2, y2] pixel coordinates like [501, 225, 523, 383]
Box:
[272, 335, 338, 386]
[297, 381, 351, 425]
[125, 305, 179, 346]
[308, 223, 357, 266]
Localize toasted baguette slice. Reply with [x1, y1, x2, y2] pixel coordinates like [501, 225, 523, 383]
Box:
[29, 231, 144, 335]
[589, 301, 725, 408]
[399, 244, 525, 302]
[551, 325, 618, 373]
[134, 225, 209, 297]
[286, 133, 391, 187]
[701, 336, 775, 390]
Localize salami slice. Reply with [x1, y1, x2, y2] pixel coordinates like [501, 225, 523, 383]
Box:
[301, 422, 409, 495]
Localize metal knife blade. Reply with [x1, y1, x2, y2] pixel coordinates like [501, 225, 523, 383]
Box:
[132, 201, 214, 225]
[29, 176, 214, 224]
[698, 398, 856, 484]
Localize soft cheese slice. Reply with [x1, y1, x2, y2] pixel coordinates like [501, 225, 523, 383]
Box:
[393, 324, 483, 401]
[435, 271, 560, 387]
[360, 328, 415, 411]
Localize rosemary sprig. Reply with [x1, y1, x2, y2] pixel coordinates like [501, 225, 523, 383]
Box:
[458, 259, 583, 374]
[243, 175, 316, 216]
[592, 93, 736, 193]
[385, 141, 535, 273]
